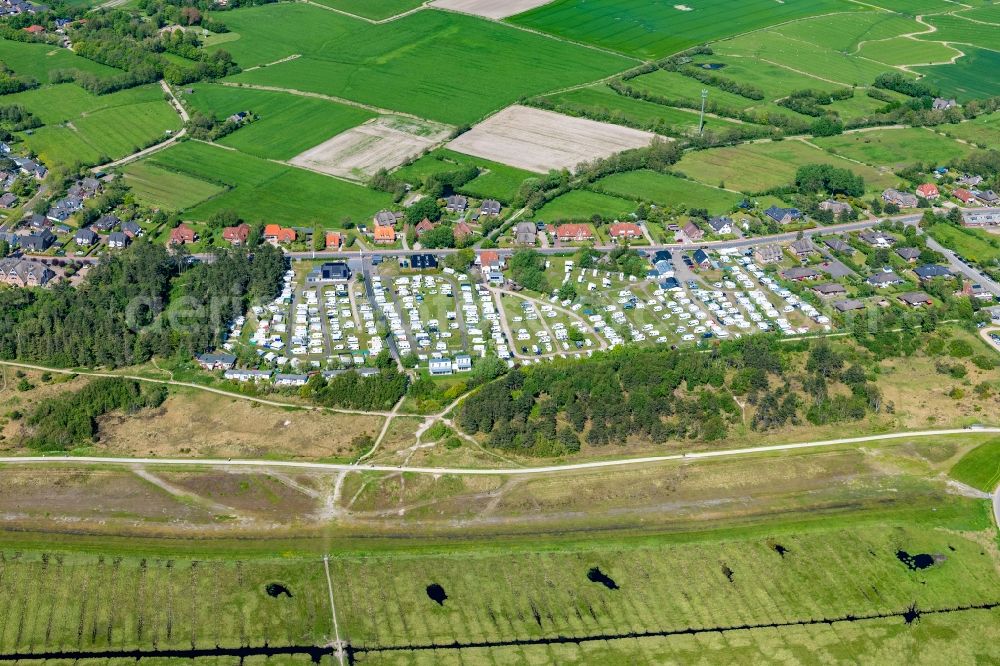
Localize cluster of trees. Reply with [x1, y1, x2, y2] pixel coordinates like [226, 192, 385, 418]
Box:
[23, 377, 167, 451]
[795, 163, 865, 197]
[301, 366, 408, 411]
[186, 110, 255, 142]
[0, 64, 37, 95]
[0, 241, 285, 368]
[668, 64, 765, 101]
[777, 87, 853, 117]
[874, 72, 937, 99]
[509, 249, 550, 292]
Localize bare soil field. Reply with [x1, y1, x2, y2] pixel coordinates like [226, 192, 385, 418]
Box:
[446, 105, 657, 172]
[288, 115, 452, 180]
[429, 0, 555, 20]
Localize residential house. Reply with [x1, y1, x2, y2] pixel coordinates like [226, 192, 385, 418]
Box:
[682, 221, 704, 241]
[23, 24, 43, 34]
[962, 208, 1000, 227]
[373, 210, 400, 227]
[108, 231, 129, 249]
[823, 237, 854, 255]
[882, 189, 918, 208]
[325, 231, 344, 250]
[819, 200, 851, 216]
[954, 189, 976, 205]
[480, 200, 501, 217]
[0, 192, 18, 208]
[414, 218, 436, 236]
[0, 257, 54, 287]
[913, 264, 952, 282]
[896, 247, 921, 263]
[812, 283, 846, 298]
[429, 358, 453, 376]
[833, 299, 865, 312]
[92, 214, 119, 232]
[46, 197, 82, 223]
[514, 221, 537, 245]
[15, 158, 46, 179]
[453, 221, 473, 242]
[781, 266, 820, 281]
[899, 291, 932, 307]
[975, 190, 999, 205]
[788, 238, 815, 258]
[932, 98, 957, 110]
[764, 205, 802, 225]
[410, 253, 438, 270]
[692, 248, 711, 268]
[121, 219, 142, 239]
[707, 216, 733, 234]
[916, 183, 939, 200]
[306, 262, 351, 284]
[477, 250, 503, 271]
[445, 195, 467, 213]
[274, 373, 308, 387]
[69, 177, 101, 199]
[957, 281, 993, 301]
[454, 354, 472, 373]
[224, 368, 271, 382]
[227, 111, 250, 124]
[21, 229, 54, 252]
[196, 353, 236, 370]
[222, 223, 251, 245]
[74, 227, 97, 247]
[263, 224, 296, 245]
[754, 243, 782, 264]
[169, 223, 196, 245]
[956, 174, 983, 188]
[859, 230, 895, 248]
[556, 223, 594, 242]
[609, 222, 642, 240]
[867, 271, 903, 287]
[373, 225, 396, 244]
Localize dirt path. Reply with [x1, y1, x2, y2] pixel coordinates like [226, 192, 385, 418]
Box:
[243, 54, 301, 72]
[218, 82, 430, 121]
[90, 80, 188, 173]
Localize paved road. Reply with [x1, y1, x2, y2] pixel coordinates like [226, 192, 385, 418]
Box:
[1, 428, 995, 476]
[923, 234, 1000, 297]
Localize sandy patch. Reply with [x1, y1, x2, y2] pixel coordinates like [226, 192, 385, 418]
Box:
[446, 105, 658, 173]
[289, 116, 452, 181]
[674, 4, 693, 10]
[429, 0, 555, 19]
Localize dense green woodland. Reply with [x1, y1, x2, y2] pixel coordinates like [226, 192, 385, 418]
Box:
[0, 241, 285, 367]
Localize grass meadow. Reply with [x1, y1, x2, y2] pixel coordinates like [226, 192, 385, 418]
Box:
[183, 84, 375, 160]
[914, 47, 1000, 102]
[393, 149, 536, 203]
[121, 162, 228, 211]
[213, 4, 634, 125]
[814, 127, 972, 169]
[533, 189, 636, 221]
[949, 439, 1000, 493]
[0, 37, 120, 82]
[858, 37, 960, 67]
[509, 0, 861, 59]
[674, 139, 897, 194]
[939, 110, 1000, 148]
[926, 223, 1000, 265]
[593, 169, 742, 212]
[923, 13, 1000, 52]
[308, 0, 423, 20]
[143, 140, 392, 225]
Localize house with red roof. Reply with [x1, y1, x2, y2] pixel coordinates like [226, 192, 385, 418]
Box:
[263, 224, 296, 245]
[954, 188, 976, 205]
[916, 183, 939, 200]
[325, 231, 344, 250]
[555, 223, 594, 242]
[222, 223, 251, 245]
[169, 223, 196, 245]
[609, 222, 642, 240]
[476, 250, 503, 271]
[373, 225, 396, 244]
[414, 218, 436, 236]
[24, 25, 45, 34]
[453, 221, 473, 241]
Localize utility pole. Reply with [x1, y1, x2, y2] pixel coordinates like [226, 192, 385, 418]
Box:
[699, 89, 708, 135]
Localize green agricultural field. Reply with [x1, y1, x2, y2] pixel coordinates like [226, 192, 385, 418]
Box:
[541, 83, 745, 134]
[144, 140, 392, 226]
[949, 439, 1000, 493]
[308, 0, 423, 20]
[926, 223, 1000, 265]
[0, 37, 120, 82]
[182, 84, 374, 160]
[593, 169, 742, 212]
[914, 47, 1000, 102]
[213, 4, 634, 125]
[858, 37, 961, 67]
[393, 149, 535, 203]
[940, 110, 1000, 149]
[509, 0, 860, 60]
[122, 161, 228, 211]
[533, 189, 636, 221]
[15, 84, 181, 168]
[922, 13, 1000, 52]
[674, 139, 897, 194]
[627, 69, 757, 112]
[769, 11, 920, 52]
[863, 0, 957, 15]
[814, 128, 972, 170]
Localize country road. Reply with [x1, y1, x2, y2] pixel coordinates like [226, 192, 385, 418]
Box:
[0, 428, 996, 476]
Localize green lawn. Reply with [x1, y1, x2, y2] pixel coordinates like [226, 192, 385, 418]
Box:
[923, 13, 1000, 52]
[813, 128, 972, 170]
[308, 0, 423, 19]
[949, 439, 1000, 493]
[674, 139, 898, 194]
[13, 84, 181, 168]
[122, 161, 228, 211]
[213, 3, 634, 125]
[593, 169, 742, 213]
[533, 189, 636, 221]
[926, 223, 1000, 265]
[509, 0, 861, 60]
[941, 111, 1000, 149]
[0, 37, 120, 82]
[858, 37, 961, 67]
[393, 149, 535, 203]
[144, 140, 392, 226]
[182, 83, 374, 160]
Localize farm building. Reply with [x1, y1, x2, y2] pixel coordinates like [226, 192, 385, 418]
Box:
[962, 208, 1000, 227]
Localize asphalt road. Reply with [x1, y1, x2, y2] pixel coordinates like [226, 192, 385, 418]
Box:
[1, 428, 995, 476]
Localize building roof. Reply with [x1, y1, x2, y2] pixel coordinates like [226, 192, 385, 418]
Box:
[899, 291, 932, 306]
[764, 205, 801, 222]
[913, 264, 952, 280]
[782, 266, 820, 280]
[609, 222, 642, 237]
[813, 282, 846, 294]
[556, 223, 593, 239]
[896, 247, 921, 260]
[834, 299, 865, 312]
[867, 271, 902, 285]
